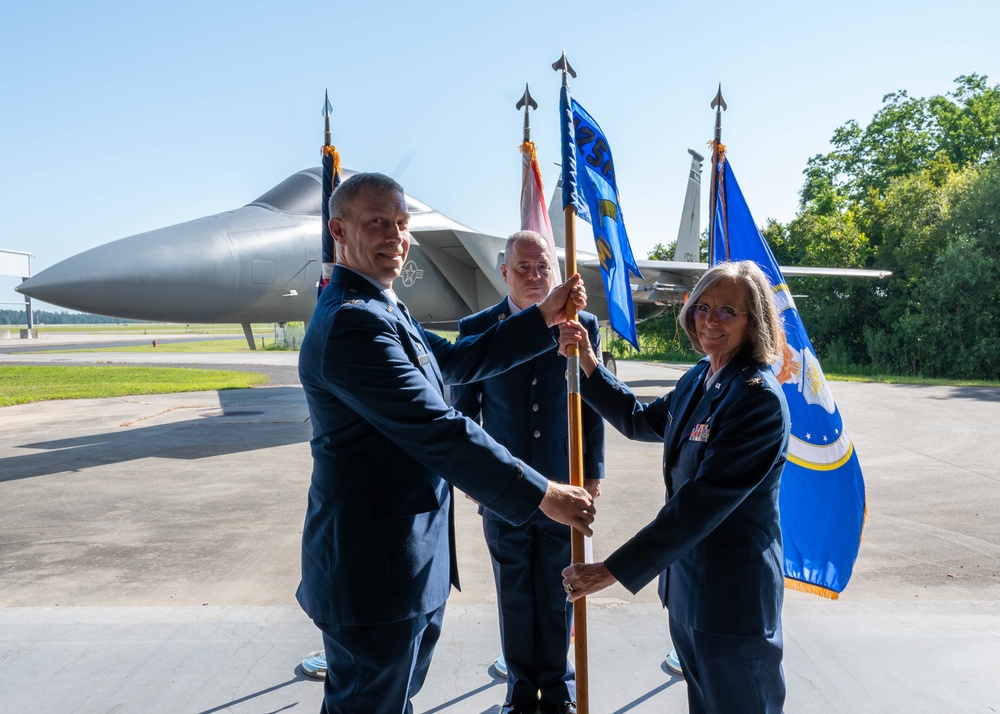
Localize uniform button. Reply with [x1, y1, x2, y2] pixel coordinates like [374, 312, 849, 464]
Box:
[533, 430, 541, 438]
[532, 404, 539, 412]
[531, 378, 538, 385]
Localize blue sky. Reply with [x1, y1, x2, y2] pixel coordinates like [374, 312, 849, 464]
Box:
[2, 0, 999, 312]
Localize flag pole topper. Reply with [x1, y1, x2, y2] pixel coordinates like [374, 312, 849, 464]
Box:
[323, 88, 333, 148]
[552, 49, 577, 85]
[516, 84, 537, 142]
[711, 83, 727, 144]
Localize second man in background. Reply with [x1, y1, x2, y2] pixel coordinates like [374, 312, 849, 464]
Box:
[453, 230, 605, 714]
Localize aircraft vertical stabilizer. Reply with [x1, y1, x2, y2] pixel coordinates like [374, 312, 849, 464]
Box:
[673, 148, 704, 262]
[548, 174, 566, 250]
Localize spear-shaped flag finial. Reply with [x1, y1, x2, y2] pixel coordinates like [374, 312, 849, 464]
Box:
[322, 89, 333, 147]
[711, 83, 726, 146]
[551, 50, 577, 86]
[711, 83, 727, 111]
[516, 84, 538, 142]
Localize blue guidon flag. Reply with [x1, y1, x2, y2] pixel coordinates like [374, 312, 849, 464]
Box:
[711, 151, 866, 598]
[559, 85, 641, 349]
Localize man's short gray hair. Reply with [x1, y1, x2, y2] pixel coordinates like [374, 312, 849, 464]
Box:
[329, 172, 405, 219]
[503, 230, 551, 264]
[678, 260, 786, 365]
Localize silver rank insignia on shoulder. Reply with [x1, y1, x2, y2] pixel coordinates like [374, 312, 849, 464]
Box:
[689, 423, 710, 442]
[746, 377, 763, 387]
[345, 299, 363, 305]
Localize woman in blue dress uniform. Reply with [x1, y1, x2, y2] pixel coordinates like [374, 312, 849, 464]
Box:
[560, 261, 790, 714]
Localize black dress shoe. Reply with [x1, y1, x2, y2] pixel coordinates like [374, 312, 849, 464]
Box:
[539, 702, 576, 714]
[500, 704, 537, 714]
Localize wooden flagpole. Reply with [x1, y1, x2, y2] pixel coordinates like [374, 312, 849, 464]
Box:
[553, 50, 589, 714]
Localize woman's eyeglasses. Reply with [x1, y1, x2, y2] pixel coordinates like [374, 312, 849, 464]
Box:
[690, 303, 747, 323]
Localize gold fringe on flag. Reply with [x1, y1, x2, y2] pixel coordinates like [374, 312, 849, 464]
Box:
[709, 140, 730, 261]
[322, 144, 342, 179]
[784, 503, 868, 600]
[709, 139, 727, 162]
[784, 578, 840, 599]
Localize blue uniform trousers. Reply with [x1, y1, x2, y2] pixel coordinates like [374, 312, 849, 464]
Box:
[668, 612, 785, 714]
[485, 510, 574, 709]
[315, 603, 446, 714]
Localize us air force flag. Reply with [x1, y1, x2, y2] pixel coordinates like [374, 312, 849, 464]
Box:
[713, 156, 866, 598]
[560, 88, 641, 349]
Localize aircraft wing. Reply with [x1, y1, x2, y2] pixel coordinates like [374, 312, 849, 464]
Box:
[575, 255, 891, 324]
[776, 265, 892, 279]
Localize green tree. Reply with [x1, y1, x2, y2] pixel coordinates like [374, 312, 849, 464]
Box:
[872, 235, 1000, 378]
[778, 75, 1000, 377]
[930, 74, 1000, 168]
[801, 75, 1000, 211]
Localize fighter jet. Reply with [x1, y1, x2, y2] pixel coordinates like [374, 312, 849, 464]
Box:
[17, 154, 889, 351]
[16, 167, 512, 350]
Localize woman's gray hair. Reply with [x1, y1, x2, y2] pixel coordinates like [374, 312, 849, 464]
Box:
[678, 260, 786, 365]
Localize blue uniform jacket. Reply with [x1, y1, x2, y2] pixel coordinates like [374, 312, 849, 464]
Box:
[452, 300, 604, 496]
[581, 347, 789, 637]
[297, 266, 558, 626]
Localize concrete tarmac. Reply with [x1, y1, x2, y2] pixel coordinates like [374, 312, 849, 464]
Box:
[1, 333, 998, 712]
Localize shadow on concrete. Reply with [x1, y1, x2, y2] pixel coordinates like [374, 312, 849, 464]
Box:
[420, 678, 504, 714]
[0, 387, 310, 484]
[196, 669, 314, 714]
[917, 384, 1000, 402]
[609, 677, 681, 713]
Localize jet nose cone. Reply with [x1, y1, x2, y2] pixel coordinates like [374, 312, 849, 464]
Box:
[16, 217, 238, 320]
[17, 206, 318, 323]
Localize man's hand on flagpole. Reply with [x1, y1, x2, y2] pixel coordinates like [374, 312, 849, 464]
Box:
[539, 481, 595, 536]
[538, 273, 586, 326]
[562, 561, 617, 602]
[558, 321, 601, 376]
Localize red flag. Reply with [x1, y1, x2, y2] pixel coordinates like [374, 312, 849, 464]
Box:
[520, 140, 561, 283]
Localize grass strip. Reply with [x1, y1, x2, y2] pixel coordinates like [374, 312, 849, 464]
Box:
[0, 365, 269, 407]
[37, 339, 277, 354]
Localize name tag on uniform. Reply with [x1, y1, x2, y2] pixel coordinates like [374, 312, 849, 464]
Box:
[418, 354, 431, 366]
[689, 423, 710, 442]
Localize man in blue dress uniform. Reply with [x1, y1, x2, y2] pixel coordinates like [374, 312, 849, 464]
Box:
[453, 231, 605, 714]
[297, 173, 596, 714]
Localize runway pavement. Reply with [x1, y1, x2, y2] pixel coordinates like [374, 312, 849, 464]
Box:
[1, 332, 998, 712]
